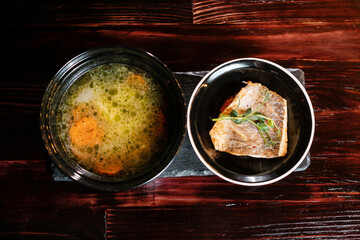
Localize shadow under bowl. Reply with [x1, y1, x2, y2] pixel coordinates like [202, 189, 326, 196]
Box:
[187, 58, 315, 186]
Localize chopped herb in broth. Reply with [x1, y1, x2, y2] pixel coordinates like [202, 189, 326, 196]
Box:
[57, 63, 168, 178]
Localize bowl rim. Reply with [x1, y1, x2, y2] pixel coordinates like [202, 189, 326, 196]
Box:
[187, 57, 315, 186]
[40, 45, 187, 191]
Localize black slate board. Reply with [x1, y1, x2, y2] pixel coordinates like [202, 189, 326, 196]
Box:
[51, 68, 310, 181]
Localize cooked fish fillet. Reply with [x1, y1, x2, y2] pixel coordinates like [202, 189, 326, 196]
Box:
[209, 81, 287, 158]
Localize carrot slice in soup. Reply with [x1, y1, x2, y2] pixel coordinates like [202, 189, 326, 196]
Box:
[69, 117, 103, 147]
[95, 160, 122, 175]
[126, 74, 148, 90]
[156, 110, 166, 136]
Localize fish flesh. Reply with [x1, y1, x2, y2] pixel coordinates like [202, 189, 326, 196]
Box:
[209, 81, 287, 158]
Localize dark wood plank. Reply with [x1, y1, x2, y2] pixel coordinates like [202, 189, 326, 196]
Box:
[0, 25, 359, 116]
[1, 0, 360, 239]
[106, 203, 360, 239]
[1, 158, 360, 238]
[0, 207, 105, 240]
[3, 0, 192, 27]
[1, 99, 359, 161]
[2, 24, 359, 75]
[0, 160, 156, 209]
[1, 59, 358, 115]
[193, 0, 360, 24]
[153, 169, 360, 207]
[312, 110, 360, 156]
[1, 158, 360, 209]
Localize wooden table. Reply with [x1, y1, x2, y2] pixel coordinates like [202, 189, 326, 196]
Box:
[1, 0, 360, 239]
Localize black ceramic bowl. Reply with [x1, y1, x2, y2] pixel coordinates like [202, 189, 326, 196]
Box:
[40, 46, 186, 191]
[187, 58, 315, 186]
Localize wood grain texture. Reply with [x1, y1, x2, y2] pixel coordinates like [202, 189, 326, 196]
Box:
[1, 26, 359, 81]
[193, 0, 360, 24]
[1, 160, 360, 239]
[2, 0, 193, 27]
[1, 157, 360, 209]
[2, 160, 359, 239]
[1, 25, 359, 114]
[1, 65, 359, 160]
[106, 203, 360, 239]
[1, 0, 360, 239]
[0, 160, 156, 208]
[0, 207, 105, 240]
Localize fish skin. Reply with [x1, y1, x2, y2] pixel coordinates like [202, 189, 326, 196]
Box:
[210, 81, 288, 158]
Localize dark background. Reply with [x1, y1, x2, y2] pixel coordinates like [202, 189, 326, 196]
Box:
[1, 0, 360, 239]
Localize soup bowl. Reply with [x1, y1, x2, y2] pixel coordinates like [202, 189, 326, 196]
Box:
[40, 46, 186, 191]
[187, 58, 315, 186]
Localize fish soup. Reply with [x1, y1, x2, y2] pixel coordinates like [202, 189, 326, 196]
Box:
[57, 63, 168, 178]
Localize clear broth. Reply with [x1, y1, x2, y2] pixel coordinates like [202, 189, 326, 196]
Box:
[57, 63, 168, 178]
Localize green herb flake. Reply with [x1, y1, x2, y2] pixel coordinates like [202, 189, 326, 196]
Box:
[86, 147, 93, 154]
[211, 90, 281, 148]
[109, 88, 118, 96]
[230, 110, 238, 117]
